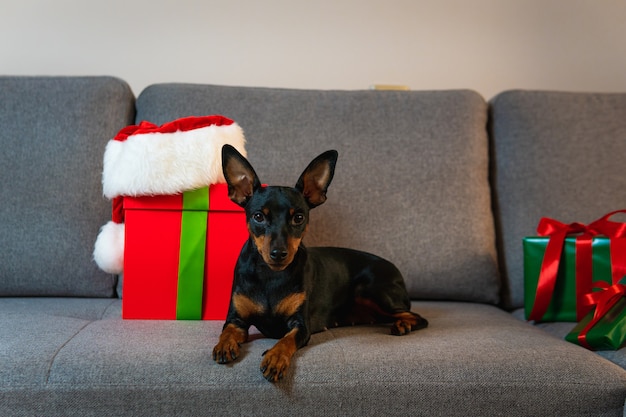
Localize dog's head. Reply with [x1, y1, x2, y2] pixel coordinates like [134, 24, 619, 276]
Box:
[222, 145, 337, 271]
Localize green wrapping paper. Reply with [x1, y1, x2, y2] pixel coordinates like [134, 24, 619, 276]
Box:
[524, 236, 613, 322]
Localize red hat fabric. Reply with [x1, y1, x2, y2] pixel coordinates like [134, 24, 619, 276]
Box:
[93, 115, 246, 274]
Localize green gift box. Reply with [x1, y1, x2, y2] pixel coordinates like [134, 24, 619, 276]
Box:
[565, 277, 626, 350]
[524, 236, 615, 322]
[523, 210, 626, 323]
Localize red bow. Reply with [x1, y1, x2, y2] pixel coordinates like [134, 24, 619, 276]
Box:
[577, 280, 626, 349]
[528, 209, 626, 322]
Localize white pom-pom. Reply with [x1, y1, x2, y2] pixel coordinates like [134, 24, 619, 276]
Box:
[93, 221, 125, 274]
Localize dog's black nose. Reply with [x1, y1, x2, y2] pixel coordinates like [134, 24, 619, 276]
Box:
[270, 249, 288, 261]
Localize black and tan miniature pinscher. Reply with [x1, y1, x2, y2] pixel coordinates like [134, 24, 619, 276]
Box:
[212, 145, 428, 382]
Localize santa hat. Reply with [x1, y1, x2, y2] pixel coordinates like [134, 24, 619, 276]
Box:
[93, 115, 246, 274]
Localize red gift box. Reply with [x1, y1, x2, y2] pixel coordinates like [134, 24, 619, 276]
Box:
[122, 183, 247, 320]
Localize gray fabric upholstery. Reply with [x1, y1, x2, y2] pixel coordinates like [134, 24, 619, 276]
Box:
[135, 84, 500, 304]
[0, 76, 135, 297]
[1, 299, 624, 416]
[512, 308, 626, 369]
[490, 90, 626, 309]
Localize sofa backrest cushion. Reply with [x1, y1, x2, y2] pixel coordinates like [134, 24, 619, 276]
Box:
[136, 84, 500, 303]
[0, 77, 135, 297]
[490, 90, 626, 309]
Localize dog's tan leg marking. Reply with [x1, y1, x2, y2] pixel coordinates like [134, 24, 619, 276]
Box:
[260, 328, 299, 382]
[212, 323, 249, 363]
[274, 292, 306, 317]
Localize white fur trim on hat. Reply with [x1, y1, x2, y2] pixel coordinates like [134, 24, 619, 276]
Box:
[93, 115, 246, 275]
[102, 119, 246, 198]
[93, 221, 125, 274]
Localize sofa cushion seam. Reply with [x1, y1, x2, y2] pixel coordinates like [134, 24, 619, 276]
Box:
[100, 299, 120, 320]
[44, 320, 93, 384]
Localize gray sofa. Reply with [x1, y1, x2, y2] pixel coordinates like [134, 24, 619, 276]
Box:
[1, 76, 625, 416]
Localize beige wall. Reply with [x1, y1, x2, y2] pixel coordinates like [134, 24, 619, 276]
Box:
[2, 0, 625, 99]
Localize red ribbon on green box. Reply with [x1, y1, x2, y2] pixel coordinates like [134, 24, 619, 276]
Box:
[525, 209, 626, 322]
[565, 277, 626, 350]
[176, 187, 210, 320]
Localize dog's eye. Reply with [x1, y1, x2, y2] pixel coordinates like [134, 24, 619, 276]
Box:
[292, 213, 305, 226]
[252, 212, 265, 223]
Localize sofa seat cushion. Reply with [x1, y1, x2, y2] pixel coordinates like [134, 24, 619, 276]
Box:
[1, 299, 624, 416]
[0, 76, 135, 297]
[511, 308, 626, 369]
[135, 84, 500, 304]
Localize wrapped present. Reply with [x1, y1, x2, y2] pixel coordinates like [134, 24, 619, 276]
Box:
[92, 115, 248, 320]
[122, 184, 247, 319]
[565, 277, 626, 350]
[524, 210, 626, 322]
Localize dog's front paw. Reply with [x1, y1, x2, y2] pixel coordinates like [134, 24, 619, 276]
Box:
[259, 329, 300, 382]
[212, 339, 241, 364]
[260, 346, 292, 382]
[212, 324, 247, 364]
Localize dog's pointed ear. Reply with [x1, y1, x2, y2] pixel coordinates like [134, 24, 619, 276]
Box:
[295, 150, 338, 208]
[222, 145, 262, 207]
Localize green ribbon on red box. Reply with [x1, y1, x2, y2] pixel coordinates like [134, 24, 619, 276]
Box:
[527, 209, 626, 322]
[176, 187, 210, 320]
